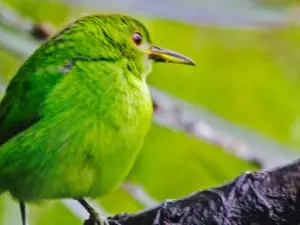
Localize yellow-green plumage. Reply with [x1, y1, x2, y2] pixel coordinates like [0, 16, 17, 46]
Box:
[0, 14, 194, 224]
[0, 14, 153, 201]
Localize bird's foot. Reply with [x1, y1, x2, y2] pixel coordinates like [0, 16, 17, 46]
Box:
[84, 214, 109, 225]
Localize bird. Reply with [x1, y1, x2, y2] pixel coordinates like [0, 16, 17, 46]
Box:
[0, 14, 195, 225]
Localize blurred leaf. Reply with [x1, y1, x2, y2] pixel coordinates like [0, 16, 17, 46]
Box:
[148, 20, 300, 148]
[129, 124, 255, 201]
[2, 0, 71, 26]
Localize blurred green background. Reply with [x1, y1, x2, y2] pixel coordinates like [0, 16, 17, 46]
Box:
[0, 0, 300, 224]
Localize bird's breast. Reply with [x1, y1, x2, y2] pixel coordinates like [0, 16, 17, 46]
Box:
[77, 79, 153, 196]
[97, 80, 152, 130]
[37, 76, 153, 197]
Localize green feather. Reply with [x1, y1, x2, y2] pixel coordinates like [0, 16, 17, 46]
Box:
[0, 15, 153, 202]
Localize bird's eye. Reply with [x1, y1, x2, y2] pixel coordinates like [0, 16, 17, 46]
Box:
[132, 32, 142, 46]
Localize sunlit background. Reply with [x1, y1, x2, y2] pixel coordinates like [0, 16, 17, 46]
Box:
[0, 0, 300, 224]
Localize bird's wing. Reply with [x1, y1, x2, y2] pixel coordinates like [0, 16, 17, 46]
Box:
[0, 58, 69, 146]
[0, 77, 38, 145]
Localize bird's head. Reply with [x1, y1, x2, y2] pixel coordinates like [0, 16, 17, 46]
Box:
[51, 14, 195, 79]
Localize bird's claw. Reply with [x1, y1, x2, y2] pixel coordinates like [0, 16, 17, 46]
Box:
[84, 214, 109, 225]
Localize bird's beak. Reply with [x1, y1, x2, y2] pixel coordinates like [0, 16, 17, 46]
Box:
[145, 45, 195, 65]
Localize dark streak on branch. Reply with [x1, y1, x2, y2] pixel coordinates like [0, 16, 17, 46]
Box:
[106, 159, 300, 225]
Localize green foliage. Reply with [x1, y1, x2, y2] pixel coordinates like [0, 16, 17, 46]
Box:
[0, 50, 20, 81]
[258, 0, 299, 7]
[2, 0, 72, 26]
[130, 124, 256, 200]
[148, 21, 300, 147]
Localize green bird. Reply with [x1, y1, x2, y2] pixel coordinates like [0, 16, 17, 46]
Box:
[0, 14, 194, 225]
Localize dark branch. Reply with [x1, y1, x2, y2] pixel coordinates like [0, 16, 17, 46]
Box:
[106, 159, 300, 225]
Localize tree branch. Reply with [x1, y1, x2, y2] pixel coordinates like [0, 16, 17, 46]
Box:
[106, 159, 300, 225]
